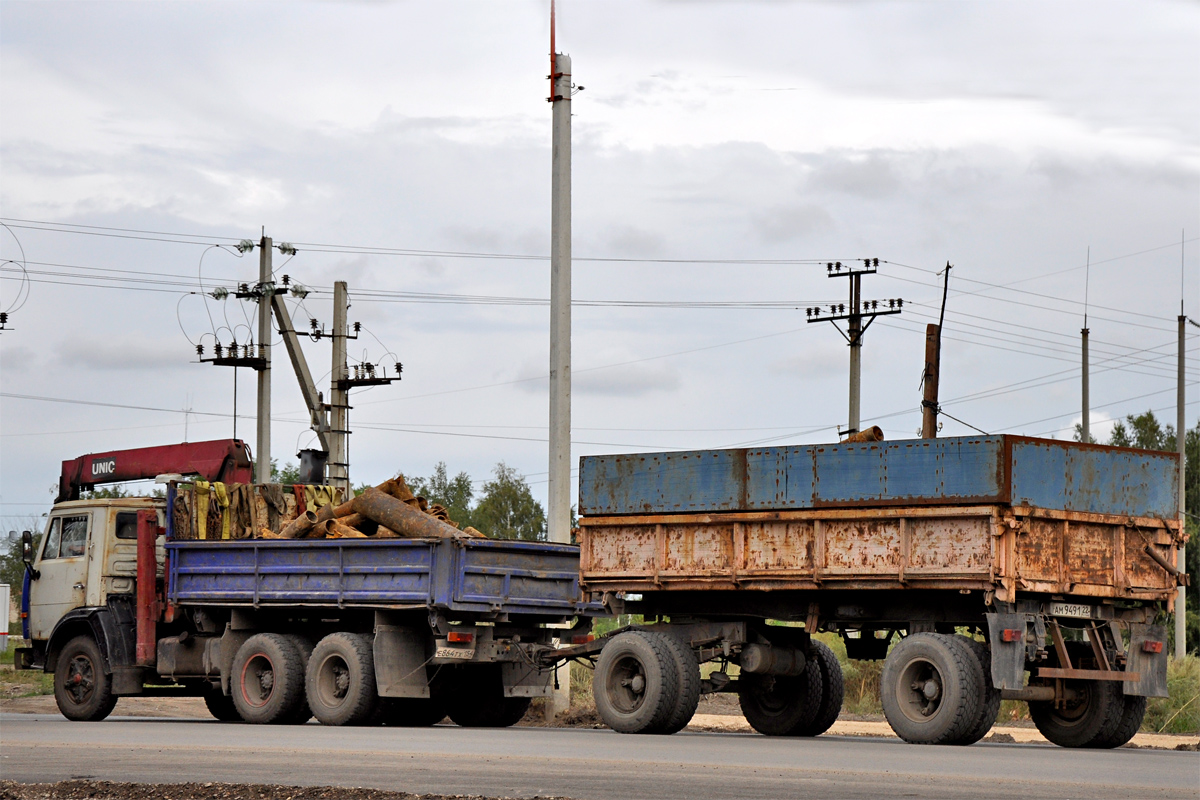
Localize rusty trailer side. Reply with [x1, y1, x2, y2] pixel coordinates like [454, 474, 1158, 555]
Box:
[578, 505, 1181, 605]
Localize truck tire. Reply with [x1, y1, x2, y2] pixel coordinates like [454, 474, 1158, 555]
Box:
[53, 635, 117, 722]
[1091, 692, 1146, 749]
[380, 697, 448, 727]
[231, 633, 307, 725]
[737, 668, 821, 736]
[282, 634, 314, 724]
[955, 637, 1001, 745]
[307, 632, 378, 726]
[445, 666, 532, 728]
[790, 639, 843, 737]
[1029, 679, 1124, 748]
[657, 634, 701, 734]
[880, 633, 982, 745]
[203, 684, 242, 722]
[594, 631, 681, 734]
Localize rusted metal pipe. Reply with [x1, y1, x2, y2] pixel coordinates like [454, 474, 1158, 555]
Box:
[1000, 686, 1079, 702]
[842, 426, 884, 443]
[279, 509, 318, 539]
[351, 487, 462, 540]
[136, 509, 159, 667]
[1144, 543, 1187, 583]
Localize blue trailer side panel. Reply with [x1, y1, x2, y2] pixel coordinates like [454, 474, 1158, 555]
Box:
[578, 435, 1177, 518]
[167, 538, 594, 617]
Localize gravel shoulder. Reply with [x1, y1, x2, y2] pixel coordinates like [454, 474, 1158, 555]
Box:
[0, 781, 570, 800]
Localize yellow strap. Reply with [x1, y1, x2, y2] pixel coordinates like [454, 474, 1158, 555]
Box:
[194, 481, 211, 540]
[214, 481, 231, 540]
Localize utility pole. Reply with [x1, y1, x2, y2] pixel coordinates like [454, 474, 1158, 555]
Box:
[256, 235, 273, 483]
[271, 288, 330, 455]
[328, 281, 350, 491]
[807, 259, 902, 436]
[547, 0, 573, 718]
[1177, 230, 1187, 659]
[920, 264, 951, 439]
[1081, 248, 1091, 444]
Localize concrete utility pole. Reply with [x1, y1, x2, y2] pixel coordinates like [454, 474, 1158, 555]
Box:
[547, 4, 573, 718]
[807, 260, 902, 437]
[1177, 310, 1187, 659]
[256, 236, 273, 484]
[329, 281, 350, 491]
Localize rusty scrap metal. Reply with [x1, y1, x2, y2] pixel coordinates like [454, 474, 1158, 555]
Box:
[842, 425, 884, 443]
[351, 487, 466, 540]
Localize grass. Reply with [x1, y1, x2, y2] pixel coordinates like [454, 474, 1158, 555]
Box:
[1146, 655, 1200, 734]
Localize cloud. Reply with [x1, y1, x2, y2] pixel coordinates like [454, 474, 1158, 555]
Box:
[751, 204, 835, 243]
[53, 336, 191, 371]
[771, 342, 846, 380]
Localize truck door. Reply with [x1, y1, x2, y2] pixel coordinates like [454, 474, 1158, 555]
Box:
[28, 513, 93, 641]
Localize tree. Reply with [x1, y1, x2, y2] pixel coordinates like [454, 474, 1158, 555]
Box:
[473, 463, 546, 541]
[409, 462, 476, 529]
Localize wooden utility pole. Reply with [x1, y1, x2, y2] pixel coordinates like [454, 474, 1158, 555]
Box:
[921, 324, 940, 438]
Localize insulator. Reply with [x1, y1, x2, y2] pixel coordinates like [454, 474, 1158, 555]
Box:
[829, 305, 836, 313]
[0, 312, 7, 325]
[873, 258, 879, 267]
[214, 344, 223, 357]
[863, 259, 870, 268]
[872, 300, 878, 309]
[897, 298, 903, 307]
[827, 262, 833, 272]
[259, 344, 267, 358]
[888, 299, 895, 309]
[281, 274, 290, 286]
[310, 318, 319, 331]
[196, 344, 204, 356]
[835, 262, 842, 270]
[239, 283, 249, 293]
[353, 322, 361, 333]
[396, 363, 403, 376]
[242, 344, 250, 359]
[838, 304, 845, 313]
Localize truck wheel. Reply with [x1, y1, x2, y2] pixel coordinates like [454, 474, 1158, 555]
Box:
[658, 634, 701, 734]
[445, 666, 532, 728]
[1029, 679, 1124, 748]
[231, 633, 307, 725]
[738, 669, 820, 736]
[593, 631, 680, 734]
[955, 637, 1001, 745]
[53, 635, 117, 722]
[203, 684, 242, 722]
[282, 634, 314, 724]
[880, 633, 981, 745]
[306, 632, 378, 726]
[1091, 692, 1146, 749]
[380, 697, 448, 727]
[790, 639, 843, 737]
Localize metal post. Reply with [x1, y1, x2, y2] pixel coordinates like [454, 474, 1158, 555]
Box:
[548, 40, 573, 718]
[847, 272, 862, 434]
[329, 281, 350, 491]
[1081, 327, 1090, 443]
[255, 236, 273, 484]
[1177, 313, 1187, 659]
[921, 324, 940, 438]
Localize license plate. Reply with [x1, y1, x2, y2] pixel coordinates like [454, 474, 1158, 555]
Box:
[434, 642, 475, 660]
[1049, 602, 1095, 619]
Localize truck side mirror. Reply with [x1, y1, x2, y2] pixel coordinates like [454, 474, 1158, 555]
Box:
[21, 531, 39, 580]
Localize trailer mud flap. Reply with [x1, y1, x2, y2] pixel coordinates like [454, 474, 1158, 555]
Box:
[375, 624, 431, 698]
[1124, 623, 1169, 698]
[503, 661, 552, 698]
[986, 612, 1027, 690]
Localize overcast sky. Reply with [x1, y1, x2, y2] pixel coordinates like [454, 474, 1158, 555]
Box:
[2, 0, 1197, 527]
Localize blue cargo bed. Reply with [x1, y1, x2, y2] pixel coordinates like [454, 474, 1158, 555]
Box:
[167, 537, 596, 618]
[578, 435, 1179, 518]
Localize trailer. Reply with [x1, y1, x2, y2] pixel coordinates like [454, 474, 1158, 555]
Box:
[16, 441, 598, 727]
[565, 435, 1186, 748]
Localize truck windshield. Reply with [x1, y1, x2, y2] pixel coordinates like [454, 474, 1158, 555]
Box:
[41, 518, 62, 560]
[59, 516, 89, 558]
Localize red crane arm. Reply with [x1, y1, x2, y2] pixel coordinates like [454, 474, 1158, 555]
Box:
[57, 439, 253, 502]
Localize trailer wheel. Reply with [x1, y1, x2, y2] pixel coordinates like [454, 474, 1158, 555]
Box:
[282, 634, 314, 724]
[445, 666, 532, 728]
[594, 631, 681, 734]
[306, 632, 378, 726]
[380, 697, 448, 727]
[657, 634, 701, 734]
[955, 637, 1001, 745]
[738, 668, 821, 737]
[790, 639, 844, 737]
[1029, 679, 1124, 748]
[202, 684, 242, 722]
[1091, 692, 1146, 749]
[53, 635, 117, 722]
[881, 633, 981, 745]
[231, 633, 307, 725]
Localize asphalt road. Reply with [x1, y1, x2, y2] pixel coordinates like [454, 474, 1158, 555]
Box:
[1, 714, 1197, 800]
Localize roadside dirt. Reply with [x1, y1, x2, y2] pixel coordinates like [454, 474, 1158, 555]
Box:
[0, 781, 570, 800]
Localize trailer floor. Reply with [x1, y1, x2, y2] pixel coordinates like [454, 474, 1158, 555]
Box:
[1, 714, 1196, 800]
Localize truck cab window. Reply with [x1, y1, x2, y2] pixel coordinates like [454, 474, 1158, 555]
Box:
[115, 512, 139, 540]
[60, 516, 89, 558]
[41, 518, 62, 560]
